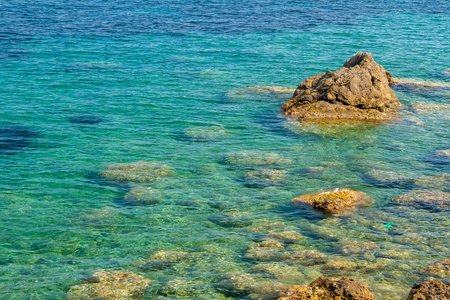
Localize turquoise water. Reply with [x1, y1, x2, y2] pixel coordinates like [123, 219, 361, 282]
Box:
[0, 1, 449, 299]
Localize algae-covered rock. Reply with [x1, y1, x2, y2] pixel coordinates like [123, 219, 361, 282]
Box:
[292, 188, 373, 215]
[243, 169, 287, 187]
[266, 231, 304, 244]
[282, 52, 401, 121]
[281, 249, 328, 266]
[217, 272, 256, 297]
[143, 250, 193, 270]
[225, 151, 291, 167]
[407, 280, 450, 300]
[320, 259, 358, 272]
[246, 239, 286, 262]
[252, 262, 304, 281]
[278, 276, 375, 300]
[159, 278, 207, 297]
[363, 169, 413, 187]
[414, 174, 450, 191]
[182, 125, 228, 142]
[341, 240, 379, 255]
[100, 161, 175, 183]
[420, 259, 450, 278]
[67, 270, 152, 299]
[392, 190, 450, 211]
[123, 186, 162, 205]
[209, 212, 253, 228]
[248, 280, 291, 300]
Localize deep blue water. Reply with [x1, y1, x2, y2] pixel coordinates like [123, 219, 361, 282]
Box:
[0, 0, 449, 299]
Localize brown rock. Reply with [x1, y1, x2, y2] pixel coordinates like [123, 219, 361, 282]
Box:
[420, 259, 450, 278]
[67, 270, 152, 299]
[278, 276, 375, 300]
[407, 280, 450, 300]
[282, 52, 401, 121]
[292, 188, 373, 215]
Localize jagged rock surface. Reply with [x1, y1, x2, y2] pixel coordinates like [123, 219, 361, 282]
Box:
[278, 276, 375, 300]
[282, 52, 401, 120]
[407, 280, 450, 300]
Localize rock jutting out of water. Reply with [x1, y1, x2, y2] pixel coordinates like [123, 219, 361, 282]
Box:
[0, 126, 37, 153]
[67, 270, 152, 299]
[292, 188, 373, 215]
[100, 161, 175, 183]
[420, 259, 450, 278]
[282, 52, 401, 121]
[391, 190, 450, 212]
[278, 276, 375, 300]
[407, 280, 450, 300]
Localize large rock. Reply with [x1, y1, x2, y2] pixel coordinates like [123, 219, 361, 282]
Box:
[407, 280, 450, 300]
[278, 276, 375, 300]
[282, 52, 401, 121]
[292, 188, 373, 215]
[67, 270, 152, 299]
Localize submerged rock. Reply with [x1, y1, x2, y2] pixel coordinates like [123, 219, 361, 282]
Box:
[392, 190, 450, 211]
[363, 169, 413, 187]
[340, 240, 379, 255]
[217, 272, 256, 297]
[209, 212, 253, 228]
[393, 77, 450, 90]
[67, 270, 152, 299]
[278, 276, 375, 300]
[224, 151, 291, 167]
[266, 231, 304, 244]
[226, 86, 295, 101]
[143, 250, 193, 270]
[427, 149, 450, 164]
[407, 280, 450, 300]
[281, 249, 328, 266]
[181, 125, 228, 142]
[292, 188, 373, 215]
[243, 169, 287, 187]
[252, 262, 304, 281]
[68, 115, 103, 124]
[159, 278, 207, 297]
[100, 161, 175, 183]
[420, 259, 450, 278]
[122, 186, 162, 205]
[0, 126, 37, 153]
[245, 239, 286, 262]
[414, 173, 450, 191]
[282, 52, 401, 121]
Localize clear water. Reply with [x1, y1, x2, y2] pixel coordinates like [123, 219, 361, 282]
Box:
[0, 1, 449, 299]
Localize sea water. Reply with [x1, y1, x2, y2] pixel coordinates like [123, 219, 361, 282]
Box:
[0, 0, 449, 299]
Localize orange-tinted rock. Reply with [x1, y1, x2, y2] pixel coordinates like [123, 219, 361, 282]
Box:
[282, 52, 401, 121]
[407, 280, 450, 300]
[278, 276, 375, 300]
[292, 188, 372, 215]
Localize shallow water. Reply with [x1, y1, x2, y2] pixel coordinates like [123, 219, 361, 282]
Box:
[0, 1, 449, 299]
